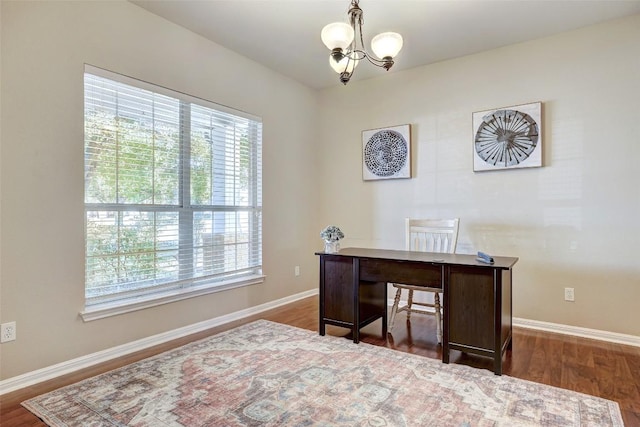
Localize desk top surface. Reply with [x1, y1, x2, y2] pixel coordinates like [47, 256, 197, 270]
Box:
[316, 247, 518, 269]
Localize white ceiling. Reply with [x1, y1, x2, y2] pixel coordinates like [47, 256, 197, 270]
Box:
[131, 0, 640, 90]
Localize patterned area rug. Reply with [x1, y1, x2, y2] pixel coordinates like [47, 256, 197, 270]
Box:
[23, 320, 623, 426]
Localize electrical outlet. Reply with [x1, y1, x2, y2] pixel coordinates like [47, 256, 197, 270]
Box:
[294, 266, 300, 277]
[1, 321, 16, 343]
[564, 287, 575, 302]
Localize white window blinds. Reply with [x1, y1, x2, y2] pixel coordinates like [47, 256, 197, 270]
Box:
[84, 65, 262, 309]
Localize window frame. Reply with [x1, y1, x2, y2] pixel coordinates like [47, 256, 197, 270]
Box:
[81, 65, 263, 321]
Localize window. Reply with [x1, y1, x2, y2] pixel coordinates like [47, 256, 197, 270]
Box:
[83, 65, 262, 319]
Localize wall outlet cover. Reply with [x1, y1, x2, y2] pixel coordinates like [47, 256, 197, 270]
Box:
[1, 321, 17, 343]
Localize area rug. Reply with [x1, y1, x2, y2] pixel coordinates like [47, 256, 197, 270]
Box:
[23, 320, 623, 426]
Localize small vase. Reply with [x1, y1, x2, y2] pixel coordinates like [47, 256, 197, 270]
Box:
[324, 240, 340, 254]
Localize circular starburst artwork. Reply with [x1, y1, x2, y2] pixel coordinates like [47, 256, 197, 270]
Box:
[473, 105, 541, 171]
[363, 129, 408, 178]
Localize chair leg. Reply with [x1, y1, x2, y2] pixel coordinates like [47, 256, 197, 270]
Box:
[388, 288, 402, 333]
[407, 289, 414, 321]
[434, 292, 442, 344]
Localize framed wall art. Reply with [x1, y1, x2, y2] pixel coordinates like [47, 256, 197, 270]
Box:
[362, 124, 411, 181]
[472, 102, 542, 172]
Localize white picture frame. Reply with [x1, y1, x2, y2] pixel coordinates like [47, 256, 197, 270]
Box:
[362, 124, 411, 181]
[473, 102, 542, 172]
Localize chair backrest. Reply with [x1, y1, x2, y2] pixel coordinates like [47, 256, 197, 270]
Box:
[405, 218, 459, 254]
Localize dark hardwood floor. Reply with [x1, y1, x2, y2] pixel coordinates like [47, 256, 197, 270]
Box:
[1, 295, 639, 426]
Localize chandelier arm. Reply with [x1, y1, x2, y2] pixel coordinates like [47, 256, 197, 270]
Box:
[357, 13, 366, 54]
[347, 48, 389, 68]
[361, 53, 387, 67]
[350, 3, 392, 69]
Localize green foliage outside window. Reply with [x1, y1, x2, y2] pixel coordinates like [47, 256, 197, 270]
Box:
[84, 79, 258, 302]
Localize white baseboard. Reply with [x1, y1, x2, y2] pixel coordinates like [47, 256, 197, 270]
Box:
[0, 289, 319, 396]
[4, 290, 637, 396]
[513, 317, 640, 348]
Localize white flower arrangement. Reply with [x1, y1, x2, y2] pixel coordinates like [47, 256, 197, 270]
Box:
[320, 225, 344, 242]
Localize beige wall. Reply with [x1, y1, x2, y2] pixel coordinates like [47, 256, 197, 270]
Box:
[1, 1, 639, 383]
[0, 1, 320, 379]
[317, 14, 640, 336]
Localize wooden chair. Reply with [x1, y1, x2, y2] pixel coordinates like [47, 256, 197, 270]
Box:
[388, 218, 460, 343]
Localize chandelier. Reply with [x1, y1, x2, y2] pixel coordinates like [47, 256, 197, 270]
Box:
[321, 0, 403, 85]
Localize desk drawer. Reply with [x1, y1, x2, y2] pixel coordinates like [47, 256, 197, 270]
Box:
[360, 258, 443, 287]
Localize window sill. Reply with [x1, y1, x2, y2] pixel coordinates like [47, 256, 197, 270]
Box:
[80, 274, 265, 322]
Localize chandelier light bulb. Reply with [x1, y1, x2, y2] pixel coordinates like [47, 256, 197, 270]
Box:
[321, 22, 354, 50]
[329, 54, 360, 74]
[371, 32, 403, 59]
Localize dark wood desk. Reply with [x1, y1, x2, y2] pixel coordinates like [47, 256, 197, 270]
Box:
[316, 247, 518, 375]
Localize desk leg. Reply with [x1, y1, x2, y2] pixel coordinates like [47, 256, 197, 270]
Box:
[319, 256, 326, 336]
[352, 258, 360, 344]
[318, 289, 326, 336]
[382, 282, 388, 338]
[494, 357, 502, 376]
